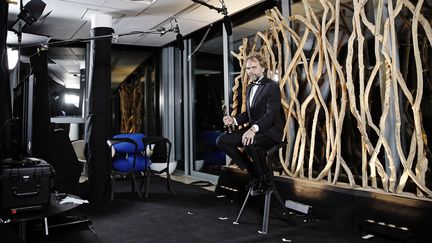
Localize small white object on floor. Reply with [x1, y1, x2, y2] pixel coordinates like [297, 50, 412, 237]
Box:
[187, 211, 194, 215]
[60, 196, 89, 205]
[362, 234, 375, 239]
[218, 217, 228, 220]
[217, 195, 226, 198]
[282, 238, 291, 242]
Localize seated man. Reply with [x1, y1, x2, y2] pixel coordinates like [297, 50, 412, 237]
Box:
[216, 52, 283, 192]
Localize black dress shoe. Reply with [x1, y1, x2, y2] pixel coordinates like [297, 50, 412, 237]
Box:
[254, 175, 272, 193]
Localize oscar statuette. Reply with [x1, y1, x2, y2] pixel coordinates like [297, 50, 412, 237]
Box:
[222, 101, 234, 134]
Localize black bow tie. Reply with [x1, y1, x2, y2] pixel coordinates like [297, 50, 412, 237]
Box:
[250, 81, 261, 86]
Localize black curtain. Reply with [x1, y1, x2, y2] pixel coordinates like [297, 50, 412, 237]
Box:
[85, 27, 112, 197]
[0, 1, 12, 162]
[30, 51, 51, 161]
[31, 51, 81, 194]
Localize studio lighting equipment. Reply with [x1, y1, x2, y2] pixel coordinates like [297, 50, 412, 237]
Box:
[10, 0, 47, 33]
[9, 0, 47, 93]
[191, 0, 232, 36]
[155, 18, 184, 51]
[174, 19, 184, 51]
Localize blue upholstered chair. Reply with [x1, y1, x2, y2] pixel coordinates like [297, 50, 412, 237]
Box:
[199, 130, 226, 167]
[107, 133, 149, 201]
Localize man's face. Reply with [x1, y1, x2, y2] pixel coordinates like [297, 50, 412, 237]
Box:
[246, 58, 265, 82]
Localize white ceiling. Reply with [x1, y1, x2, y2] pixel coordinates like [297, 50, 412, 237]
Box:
[6, 0, 266, 86]
[6, 0, 357, 87]
[7, 0, 264, 47]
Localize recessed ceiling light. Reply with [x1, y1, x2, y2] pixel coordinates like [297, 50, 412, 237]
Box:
[124, 0, 157, 4]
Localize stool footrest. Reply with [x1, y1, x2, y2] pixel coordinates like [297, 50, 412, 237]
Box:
[251, 188, 272, 196]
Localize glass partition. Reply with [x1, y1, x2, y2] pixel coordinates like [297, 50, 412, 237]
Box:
[186, 2, 279, 178]
[190, 23, 225, 176]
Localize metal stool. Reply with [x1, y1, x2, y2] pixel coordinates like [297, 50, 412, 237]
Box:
[233, 143, 296, 234]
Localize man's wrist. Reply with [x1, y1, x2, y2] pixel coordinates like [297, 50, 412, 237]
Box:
[250, 124, 259, 133]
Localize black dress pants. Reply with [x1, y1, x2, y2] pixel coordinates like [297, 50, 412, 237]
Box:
[216, 128, 278, 176]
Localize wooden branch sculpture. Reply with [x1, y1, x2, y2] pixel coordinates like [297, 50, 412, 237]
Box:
[119, 80, 143, 133]
[230, 0, 432, 198]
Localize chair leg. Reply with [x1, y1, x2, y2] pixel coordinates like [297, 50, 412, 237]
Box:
[145, 171, 151, 198]
[131, 173, 143, 199]
[233, 187, 253, 225]
[166, 173, 175, 195]
[139, 171, 145, 190]
[110, 175, 116, 202]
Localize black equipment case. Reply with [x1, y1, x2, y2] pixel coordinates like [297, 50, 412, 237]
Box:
[0, 157, 54, 210]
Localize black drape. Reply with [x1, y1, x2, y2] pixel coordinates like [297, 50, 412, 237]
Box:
[31, 51, 81, 194]
[85, 27, 112, 197]
[30, 51, 51, 161]
[0, 1, 12, 162]
[50, 129, 82, 194]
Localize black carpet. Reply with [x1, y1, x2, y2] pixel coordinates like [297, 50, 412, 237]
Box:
[16, 176, 406, 243]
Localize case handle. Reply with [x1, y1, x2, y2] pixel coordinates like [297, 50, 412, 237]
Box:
[12, 185, 41, 197]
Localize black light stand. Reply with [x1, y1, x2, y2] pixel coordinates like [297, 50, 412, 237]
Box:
[10, 0, 47, 83]
[8, 0, 46, 157]
[9, 0, 47, 95]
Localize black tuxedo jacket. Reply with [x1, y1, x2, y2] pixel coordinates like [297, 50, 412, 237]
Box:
[235, 77, 283, 143]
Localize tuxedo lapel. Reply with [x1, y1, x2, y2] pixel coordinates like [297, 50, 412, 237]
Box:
[251, 84, 264, 107]
[246, 85, 252, 118]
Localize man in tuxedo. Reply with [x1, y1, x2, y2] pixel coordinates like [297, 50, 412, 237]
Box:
[216, 52, 283, 192]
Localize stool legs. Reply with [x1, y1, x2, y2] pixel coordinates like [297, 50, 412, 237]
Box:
[233, 187, 253, 225]
[233, 180, 296, 233]
[44, 217, 49, 235]
[233, 142, 296, 233]
[271, 182, 296, 226]
[259, 190, 273, 234]
[233, 187, 274, 234]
